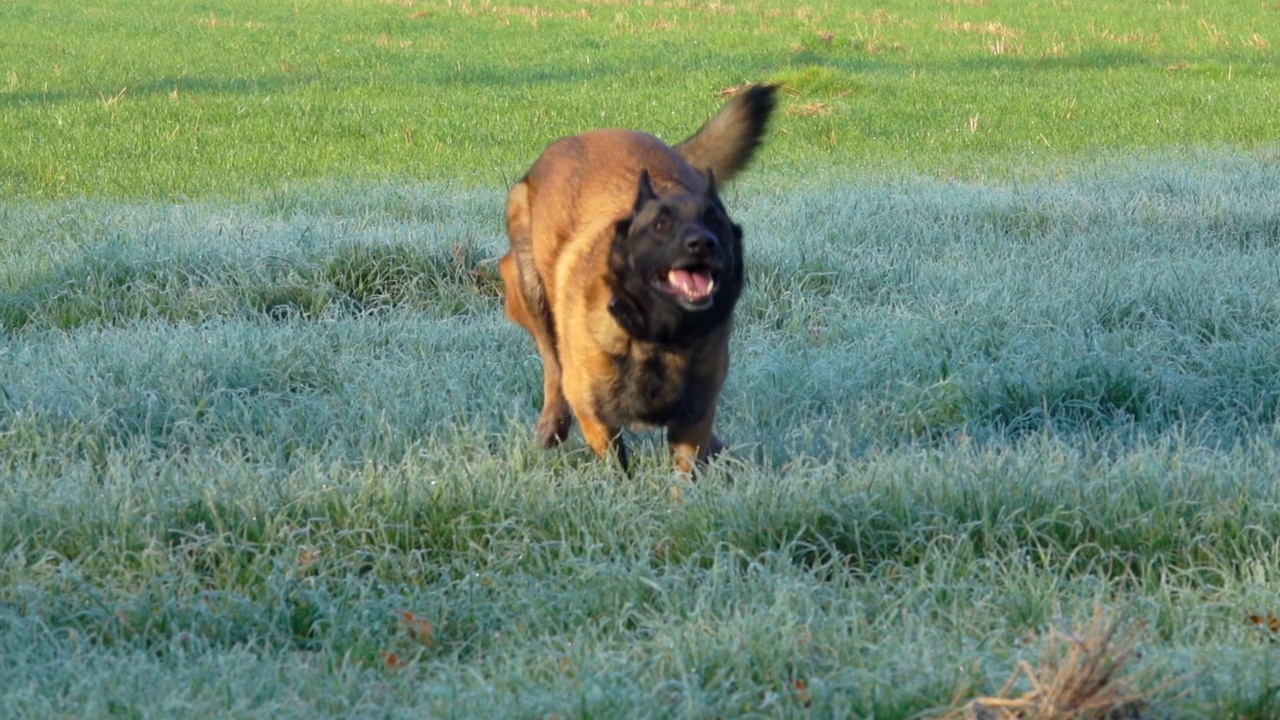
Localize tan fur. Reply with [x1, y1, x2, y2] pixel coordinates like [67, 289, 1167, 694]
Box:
[500, 88, 774, 471]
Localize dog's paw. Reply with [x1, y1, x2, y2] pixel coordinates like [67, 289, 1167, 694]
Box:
[671, 437, 726, 475]
[535, 411, 573, 447]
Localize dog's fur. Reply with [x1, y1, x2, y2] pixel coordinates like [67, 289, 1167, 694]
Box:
[499, 85, 776, 471]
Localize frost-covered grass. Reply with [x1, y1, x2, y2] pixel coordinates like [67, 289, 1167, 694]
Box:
[5, 159, 1280, 716]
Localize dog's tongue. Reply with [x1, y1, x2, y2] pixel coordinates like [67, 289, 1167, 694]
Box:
[667, 268, 713, 299]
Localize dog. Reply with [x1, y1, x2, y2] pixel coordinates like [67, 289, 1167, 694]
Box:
[498, 85, 776, 472]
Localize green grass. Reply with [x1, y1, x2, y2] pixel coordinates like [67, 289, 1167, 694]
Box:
[5, 0, 1280, 717]
[2, 0, 1278, 198]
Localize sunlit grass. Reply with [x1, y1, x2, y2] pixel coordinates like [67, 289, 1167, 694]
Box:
[1, 0, 1278, 198]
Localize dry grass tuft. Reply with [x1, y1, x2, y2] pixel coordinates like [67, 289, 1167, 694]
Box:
[942, 607, 1165, 720]
[376, 32, 413, 49]
[788, 102, 832, 118]
[938, 15, 1024, 55]
[939, 17, 1023, 40]
[714, 82, 754, 98]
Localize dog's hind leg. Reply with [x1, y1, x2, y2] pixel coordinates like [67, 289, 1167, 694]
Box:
[498, 253, 534, 330]
[505, 181, 572, 446]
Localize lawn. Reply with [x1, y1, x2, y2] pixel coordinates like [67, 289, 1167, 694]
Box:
[3, 1, 1280, 718]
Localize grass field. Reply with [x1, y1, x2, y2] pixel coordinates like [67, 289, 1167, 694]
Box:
[4, 1, 1280, 718]
[3, 0, 1279, 196]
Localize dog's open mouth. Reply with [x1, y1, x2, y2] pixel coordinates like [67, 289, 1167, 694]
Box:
[655, 266, 717, 307]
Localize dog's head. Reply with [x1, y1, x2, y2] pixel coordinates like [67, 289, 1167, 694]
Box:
[608, 169, 744, 345]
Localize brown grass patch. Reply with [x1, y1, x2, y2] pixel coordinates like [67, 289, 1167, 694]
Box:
[1089, 25, 1160, 48]
[939, 16, 1024, 54]
[376, 32, 413, 49]
[1198, 18, 1229, 47]
[436, 1, 592, 24]
[939, 16, 1023, 40]
[661, 0, 737, 14]
[788, 102, 832, 118]
[714, 82, 754, 99]
[938, 607, 1168, 720]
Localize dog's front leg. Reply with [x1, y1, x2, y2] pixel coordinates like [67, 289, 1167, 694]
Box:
[667, 409, 725, 474]
[576, 412, 628, 473]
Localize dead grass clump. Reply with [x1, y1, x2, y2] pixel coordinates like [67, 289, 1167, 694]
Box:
[376, 32, 413, 49]
[715, 82, 754, 98]
[788, 102, 832, 118]
[939, 17, 1023, 41]
[944, 607, 1166, 720]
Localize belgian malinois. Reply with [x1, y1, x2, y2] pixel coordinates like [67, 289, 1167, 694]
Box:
[499, 85, 776, 471]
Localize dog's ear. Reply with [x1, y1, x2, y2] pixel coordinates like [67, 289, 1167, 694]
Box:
[633, 169, 657, 212]
[615, 169, 657, 242]
[615, 169, 659, 244]
[613, 216, 633, 243]
[702, 168, 730, 213]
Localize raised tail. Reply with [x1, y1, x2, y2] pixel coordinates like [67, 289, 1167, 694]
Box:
[674, 84, 777, 184]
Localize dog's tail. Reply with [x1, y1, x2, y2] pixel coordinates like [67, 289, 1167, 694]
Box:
[674, 84, 777, 184]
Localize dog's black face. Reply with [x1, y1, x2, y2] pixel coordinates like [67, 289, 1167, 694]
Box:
[608, 170, 744, 346]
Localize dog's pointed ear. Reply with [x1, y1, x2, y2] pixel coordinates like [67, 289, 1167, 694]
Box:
[633, 169, 657, 212]
[702, 168, 728, 211]
[617, 170, 656, 242]
[614, 216, 632, 243]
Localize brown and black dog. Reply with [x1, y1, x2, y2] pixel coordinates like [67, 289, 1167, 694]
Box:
[499, 85, 776, 471]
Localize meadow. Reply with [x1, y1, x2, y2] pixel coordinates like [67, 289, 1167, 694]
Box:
[3, 1, 1280, 717]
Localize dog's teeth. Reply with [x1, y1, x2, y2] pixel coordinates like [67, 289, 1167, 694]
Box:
[667, 269, 713, 299]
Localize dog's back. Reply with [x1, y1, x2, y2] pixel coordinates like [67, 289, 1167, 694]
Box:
[521, 130, 703, 291]
[516, 85, 776, 292]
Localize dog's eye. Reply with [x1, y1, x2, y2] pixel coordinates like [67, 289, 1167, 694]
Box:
[652, 212, 671, 235]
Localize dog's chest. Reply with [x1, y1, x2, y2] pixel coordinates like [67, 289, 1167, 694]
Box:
[605, 347, 709, 429]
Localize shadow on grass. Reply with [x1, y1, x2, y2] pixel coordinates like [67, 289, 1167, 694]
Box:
[0, 75, 297, 107]
[0, 241, 502, 332]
